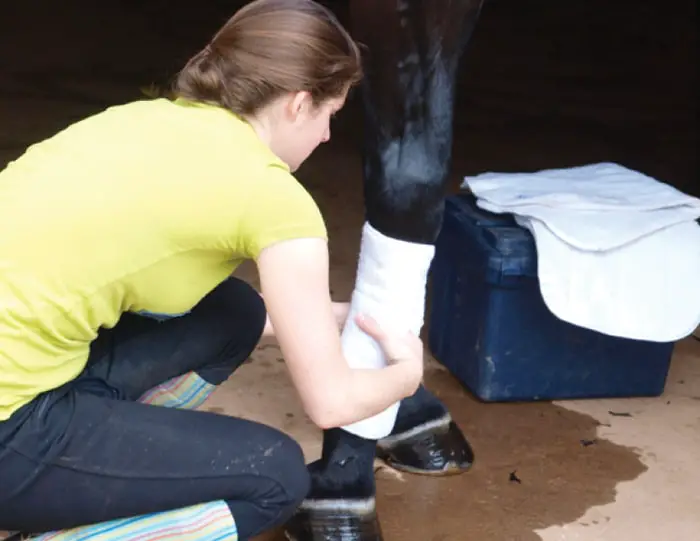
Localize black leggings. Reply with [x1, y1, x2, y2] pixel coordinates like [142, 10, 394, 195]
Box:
[0, 278, 310, 539]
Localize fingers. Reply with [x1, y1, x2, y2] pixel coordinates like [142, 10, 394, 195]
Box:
[354, 313, 386, 341]
[355, 313, 418, 339]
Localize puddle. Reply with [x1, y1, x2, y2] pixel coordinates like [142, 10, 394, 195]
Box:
[373, 369, 647, 541]
[253, 367, 646, 541]
[250, 367, 647, 541]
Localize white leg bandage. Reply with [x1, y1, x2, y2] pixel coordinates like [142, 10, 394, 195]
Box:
[340, 222, 435, 440]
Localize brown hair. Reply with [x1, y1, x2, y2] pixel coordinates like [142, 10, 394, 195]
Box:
[173, 0, 363, 116]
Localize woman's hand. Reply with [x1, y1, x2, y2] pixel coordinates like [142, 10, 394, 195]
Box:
[257, 237, 424, 428]
[354, 313, 424, 393]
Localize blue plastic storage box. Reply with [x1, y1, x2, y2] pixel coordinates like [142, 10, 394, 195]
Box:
[427, 192, 675, 402]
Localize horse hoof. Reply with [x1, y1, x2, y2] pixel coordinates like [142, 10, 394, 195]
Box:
[377, 417, 474, 476]
[284, 497, 383, 541]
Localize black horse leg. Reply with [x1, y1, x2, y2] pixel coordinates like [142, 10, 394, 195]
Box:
[355, 0, 485, 477]
[285, 1, 483, 540]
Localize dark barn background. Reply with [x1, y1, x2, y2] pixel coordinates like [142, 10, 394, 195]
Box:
[0, 0, 696, 193]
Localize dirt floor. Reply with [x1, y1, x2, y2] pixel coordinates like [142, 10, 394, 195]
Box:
[1, 0, 697, 540]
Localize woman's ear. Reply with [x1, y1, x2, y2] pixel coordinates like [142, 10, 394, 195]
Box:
[286, 90, 313, 124]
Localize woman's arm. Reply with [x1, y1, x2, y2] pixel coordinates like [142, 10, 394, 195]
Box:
[260, 298, 349, 339]
[256, 237, 422, 429]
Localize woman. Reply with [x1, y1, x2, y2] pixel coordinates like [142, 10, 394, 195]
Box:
[0, 0, 426, 539]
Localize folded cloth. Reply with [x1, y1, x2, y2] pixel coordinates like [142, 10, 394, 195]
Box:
[517, 216, 700, 342]
[462, 162, 700, 342]
[465, 162, 700, 251]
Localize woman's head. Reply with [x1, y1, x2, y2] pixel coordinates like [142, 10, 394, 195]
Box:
[174, 0, 363, 170]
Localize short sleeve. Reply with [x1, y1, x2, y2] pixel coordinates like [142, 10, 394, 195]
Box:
[236, 165, 328, 259]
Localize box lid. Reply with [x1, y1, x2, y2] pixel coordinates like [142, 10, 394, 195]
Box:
[445, 191, 538, 280]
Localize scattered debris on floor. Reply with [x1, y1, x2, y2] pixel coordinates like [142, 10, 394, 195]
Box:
[509, 471, 522, 484]
[608, 411, 634, 417]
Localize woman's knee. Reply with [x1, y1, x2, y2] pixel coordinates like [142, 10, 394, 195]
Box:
[191, 277, 268, 383]
[224, 427, 310, 536]
[201, 277, 267, 335]
[276, 434, 311, 509]
[257, 429, 310, 510]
